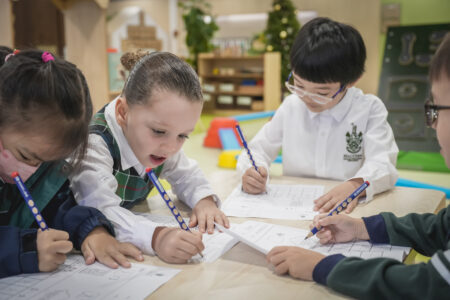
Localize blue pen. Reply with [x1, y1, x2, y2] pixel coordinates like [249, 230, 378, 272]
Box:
[145, 168, 203, 257]
[12, 172, 49, 231]
[235, 124, 259, 173]
[305, 181, 370, 240]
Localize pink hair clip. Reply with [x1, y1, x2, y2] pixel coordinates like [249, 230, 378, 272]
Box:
[42, 51, 54, 63]
[4, 49, 20, 62]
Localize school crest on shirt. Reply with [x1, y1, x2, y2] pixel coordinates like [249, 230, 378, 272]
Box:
[344, 123, 363, 162]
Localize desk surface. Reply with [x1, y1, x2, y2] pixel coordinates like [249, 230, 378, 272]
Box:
[134, 170, 446, 300]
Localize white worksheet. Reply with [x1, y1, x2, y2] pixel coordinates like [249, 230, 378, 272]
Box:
[0, 254, 180, 300]
[215, 221, 411, 261]
[221, 184, 324, 220]
[136, 213, 238, 262]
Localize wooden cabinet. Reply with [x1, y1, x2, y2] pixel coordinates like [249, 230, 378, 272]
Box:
[197, 52, 281, 111]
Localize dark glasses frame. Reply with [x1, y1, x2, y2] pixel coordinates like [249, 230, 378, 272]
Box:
[424, 98, 450, 127]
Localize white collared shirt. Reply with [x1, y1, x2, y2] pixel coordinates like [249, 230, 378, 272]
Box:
[69, 99, 218, 255]
[236, 87, 399, 202]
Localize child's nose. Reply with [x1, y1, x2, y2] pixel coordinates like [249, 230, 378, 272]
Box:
[161, 138, 179, 154]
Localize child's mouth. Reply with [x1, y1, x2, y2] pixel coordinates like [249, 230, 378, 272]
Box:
[149, 154, 166, 165]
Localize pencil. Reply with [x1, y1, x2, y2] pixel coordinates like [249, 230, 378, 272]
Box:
[235, 124, 259, 173]
[11, 172, 49, 231]
[305, 181, 370, 240]
[145, 168, 204, 258]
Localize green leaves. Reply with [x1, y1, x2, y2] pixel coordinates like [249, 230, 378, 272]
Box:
[179, 0, 218, 69]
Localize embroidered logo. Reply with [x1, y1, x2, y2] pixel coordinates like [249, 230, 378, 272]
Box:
[344, 123, 363, 162]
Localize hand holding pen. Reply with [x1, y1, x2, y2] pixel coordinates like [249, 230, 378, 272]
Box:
[146, 168, 204, 259]
[236, 124, 268, 194]
[305, 181, 370, 240]
[12, 172, 73, 272]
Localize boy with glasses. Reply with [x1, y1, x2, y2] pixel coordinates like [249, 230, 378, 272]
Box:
[237, 17, 398, 213]
[266, 32, 450, 300]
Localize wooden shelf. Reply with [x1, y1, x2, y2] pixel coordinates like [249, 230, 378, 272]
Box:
[198, 54, 263, 60]
[198, 52, 281, 111]
[202, 73, 263, 80]
[203, 90, 263, 97]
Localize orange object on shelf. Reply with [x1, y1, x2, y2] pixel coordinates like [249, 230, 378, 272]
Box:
[203, 117, 242, 148]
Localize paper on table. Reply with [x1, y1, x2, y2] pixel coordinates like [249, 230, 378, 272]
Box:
[216, 221, 411, 261]
[136, 213, 238, 262]
[0, 254, 180, 300]
[215, 222, 269, 254]
[221, 184, 324, 220]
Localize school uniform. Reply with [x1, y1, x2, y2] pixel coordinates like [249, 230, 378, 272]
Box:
[69, 99, 218, 255]
[236, 87, 399, 201]
[0, 161, 114, 278]
[313, 205, 450, 299]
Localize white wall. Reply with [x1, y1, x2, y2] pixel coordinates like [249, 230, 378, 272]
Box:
[107, 0, 171, 51]
[0, 0, 13, 47]
[177, 0, 381, 94]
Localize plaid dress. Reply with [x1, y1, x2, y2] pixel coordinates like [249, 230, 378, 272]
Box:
[90, 107, 163, 208]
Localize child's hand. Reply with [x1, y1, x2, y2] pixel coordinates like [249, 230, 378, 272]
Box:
[190, 196, 229, 234]
[267, 246, 325, 280]
[81, 227, 144, 269]
[312, 213, 369, 244]
[313, 179, 365, 213]
[152, 227, 204, 264]
[37, 229, 73, 272]
[242, 166, 268, 194]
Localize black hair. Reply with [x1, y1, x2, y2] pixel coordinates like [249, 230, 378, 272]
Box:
[120, 51, 202, 105]
[290, 17, 366, 86]
[429, 32, 450, 82]
[0, 47, 93, 167]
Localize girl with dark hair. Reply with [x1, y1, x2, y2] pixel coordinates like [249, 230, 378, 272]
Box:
[70, 51, 229, 264]
[0, 47, 143, 278]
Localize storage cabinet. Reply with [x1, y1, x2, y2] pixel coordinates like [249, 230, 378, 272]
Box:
[197, 52, 281, 111]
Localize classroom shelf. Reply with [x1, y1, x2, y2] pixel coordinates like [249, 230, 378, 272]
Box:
[198, 52, 281, 112]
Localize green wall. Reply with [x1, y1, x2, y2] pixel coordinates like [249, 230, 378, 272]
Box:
[379, 0, 450, 69]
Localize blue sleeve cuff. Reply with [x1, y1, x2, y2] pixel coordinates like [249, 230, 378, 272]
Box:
[313, 254, 346, 285]
[362, 214, 389, 244]
[19, 229, 39, 274]
[72, 210, 115, 250]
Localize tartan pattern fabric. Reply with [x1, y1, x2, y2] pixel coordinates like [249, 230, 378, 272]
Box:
[90, 107, 163, 208]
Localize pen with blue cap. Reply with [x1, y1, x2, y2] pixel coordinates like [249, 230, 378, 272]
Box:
[235, 124, 259, 173]
[305, 181, 370, 240]
[12, 171, 49, 231]
[146, 167, 203, 258]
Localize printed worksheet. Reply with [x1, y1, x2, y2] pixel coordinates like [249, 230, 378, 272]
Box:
[221, 184, 324, 220]
[215, 221, 411, 261]
[0, 254, 180, 300]
[136, 213, 238, 262]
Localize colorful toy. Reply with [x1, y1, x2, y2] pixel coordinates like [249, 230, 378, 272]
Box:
[204, 112, 275, 168]
[203, 117, 241, 148]
[218, 149, 242, 169]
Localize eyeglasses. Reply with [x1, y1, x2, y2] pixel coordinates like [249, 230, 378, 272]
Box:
[424, 98, 450, 127]
[285, 72, 345, 105]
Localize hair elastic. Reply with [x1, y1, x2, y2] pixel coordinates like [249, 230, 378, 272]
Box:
[42, 51, 54, 63]
[4, 49, 20, 62]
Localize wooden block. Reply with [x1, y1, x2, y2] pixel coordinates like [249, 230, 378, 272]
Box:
[127, 26, 156, 40]
[251, 100, 264, 111]
[121, 39, 162, 52]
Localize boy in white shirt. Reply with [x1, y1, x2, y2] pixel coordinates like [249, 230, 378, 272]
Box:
[237, 17, 398, 213]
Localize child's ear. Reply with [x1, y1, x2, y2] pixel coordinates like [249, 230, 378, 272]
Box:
[115, 97, 129, 128]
